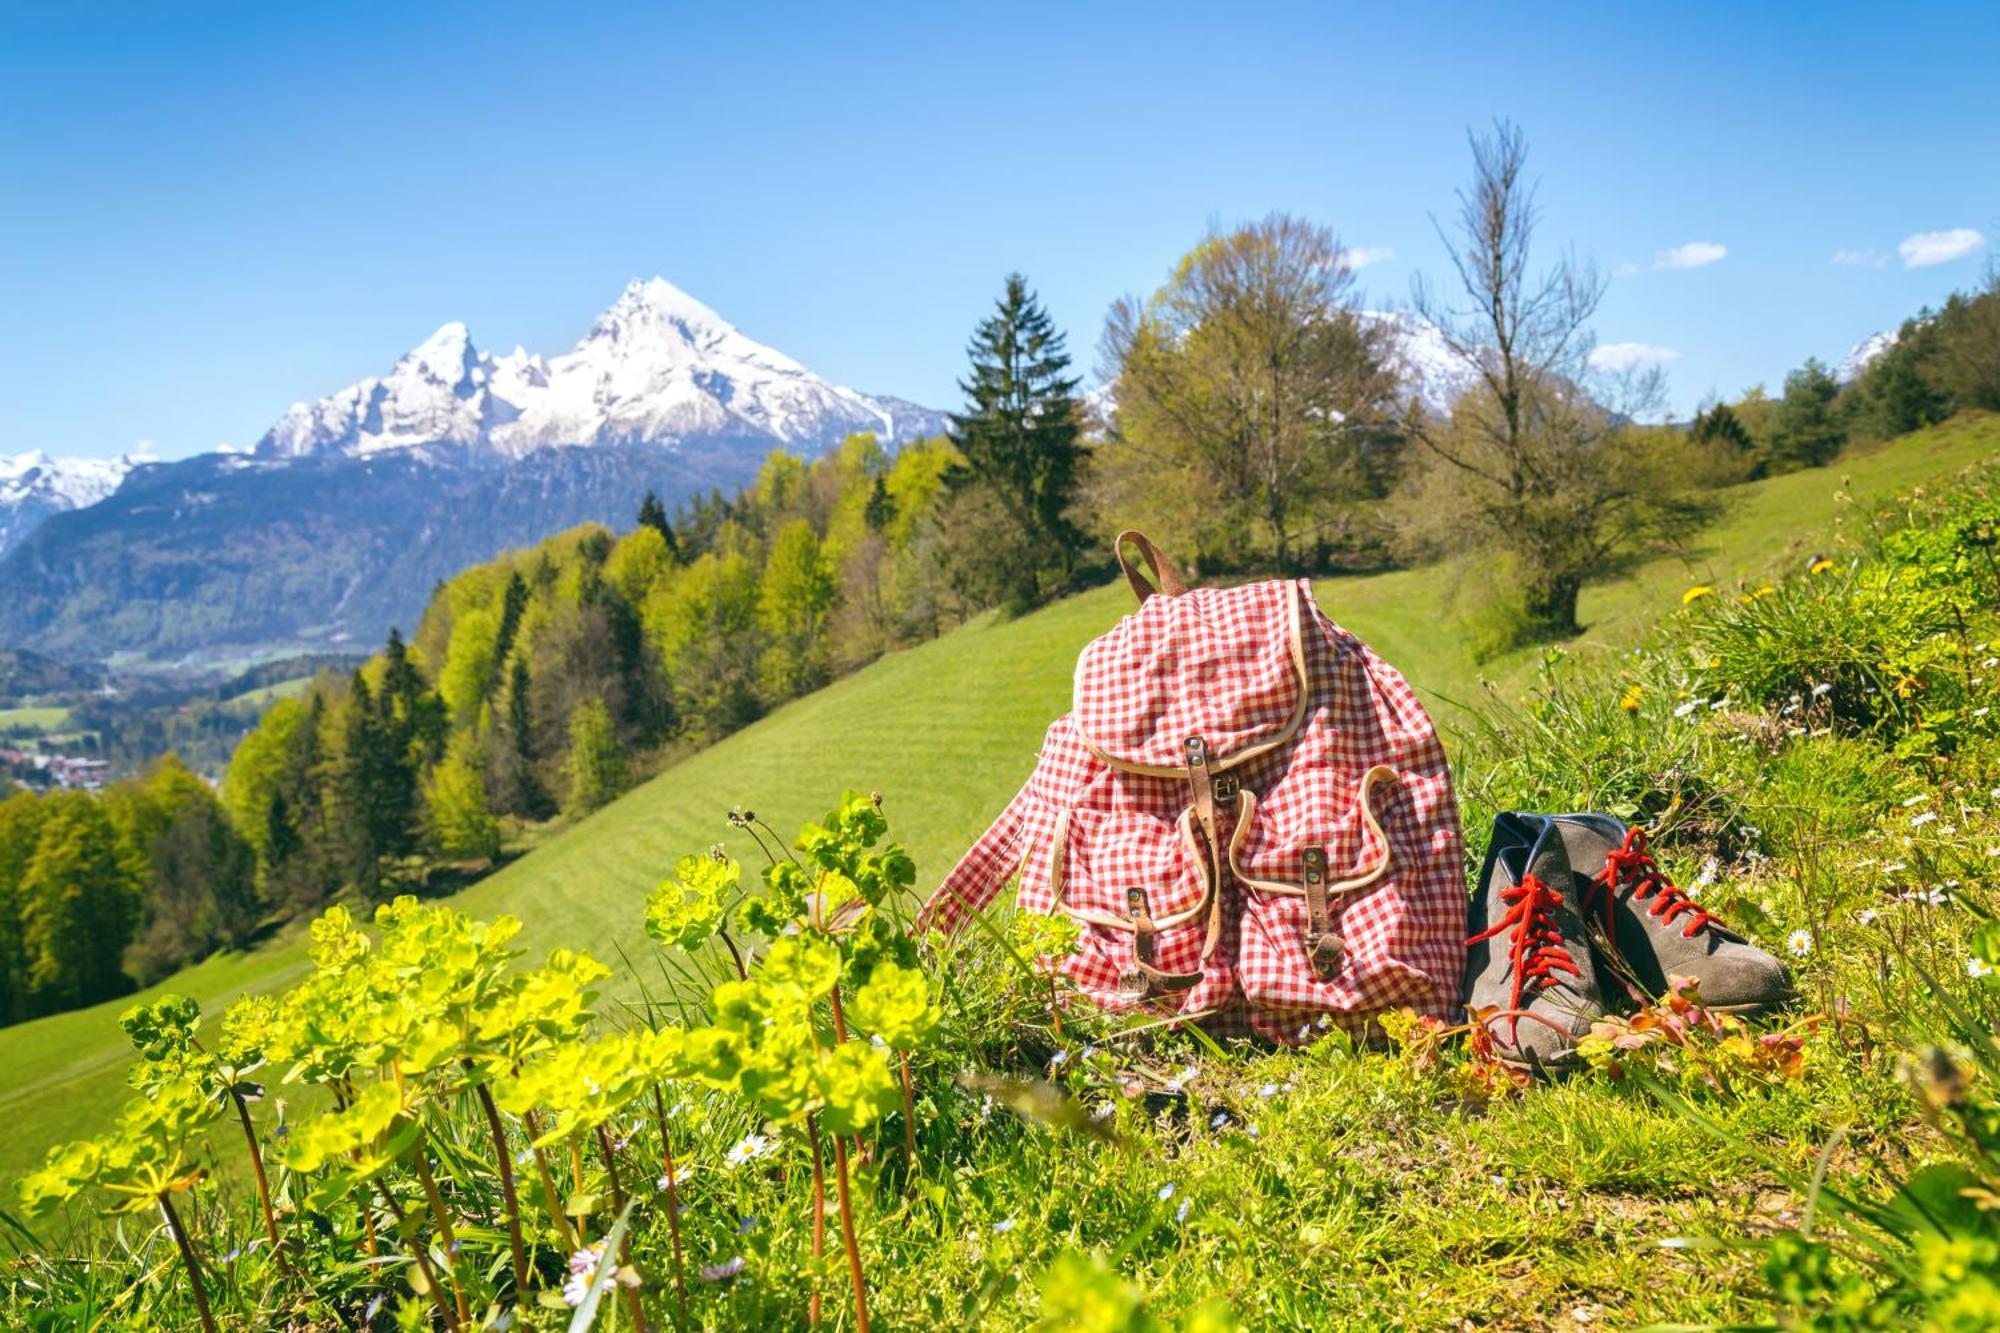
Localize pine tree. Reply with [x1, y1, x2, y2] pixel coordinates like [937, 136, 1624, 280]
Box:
[948, 274, 1087, 602]
[637, 490, 682, 562]
[494, 571, 531, 666]
[1770, 359, 1848, 471]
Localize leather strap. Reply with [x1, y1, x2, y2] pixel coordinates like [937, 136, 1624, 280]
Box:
[1114, 529, 1189, 603]
[1116, 886, 1202, 1002]
[1301, 846, 1344, 978]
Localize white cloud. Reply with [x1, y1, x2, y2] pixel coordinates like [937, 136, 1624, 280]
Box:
[1831, 247, 1889, 269]
[1656, 241, 1727, 270]
[1340, 246, 1395, 270]
[1589, 342, 1680, 373]
[1898, 228, 1986, 268]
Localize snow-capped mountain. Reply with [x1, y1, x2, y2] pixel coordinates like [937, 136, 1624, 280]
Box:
[1364, 311, 1485, 417]
[1837, 328, 1900, 384]
[259, 277, 947, 459]
[1, 278, 949, 669]
[0, 450, 144, 556]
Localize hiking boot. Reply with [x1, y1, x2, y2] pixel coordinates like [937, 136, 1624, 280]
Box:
[1549, 813, 1791, 1013]
[1464, 813, 1608, 1072]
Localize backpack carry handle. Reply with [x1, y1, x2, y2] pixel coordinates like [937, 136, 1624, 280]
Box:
[1114, 529, 1189, 603]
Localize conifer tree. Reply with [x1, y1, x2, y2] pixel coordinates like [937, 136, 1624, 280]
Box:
[637, 490, 682, 562]
[948, 274, 1087, 601]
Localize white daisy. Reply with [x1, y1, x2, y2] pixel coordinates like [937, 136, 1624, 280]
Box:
[1786, 929, 1814, 958]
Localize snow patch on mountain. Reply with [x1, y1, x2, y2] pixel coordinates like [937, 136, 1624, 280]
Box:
[259, 277, 949, 460]
[0, 450, 144, 555]
[1838, 328, 1900, 384]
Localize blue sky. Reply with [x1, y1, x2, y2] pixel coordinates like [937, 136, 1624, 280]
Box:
[3, 1, 1995, 460]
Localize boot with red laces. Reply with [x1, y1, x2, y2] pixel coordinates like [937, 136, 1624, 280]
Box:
[1463, 814, 1608, 1072]
[1548, 813, 1790, 1011]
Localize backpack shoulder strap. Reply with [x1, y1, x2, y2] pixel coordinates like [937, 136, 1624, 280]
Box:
[916, 776, 1033, 935]
[1114, 529, 1189, 603]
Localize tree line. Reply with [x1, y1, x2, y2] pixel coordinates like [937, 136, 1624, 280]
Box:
[8, 120, 1991, 1024]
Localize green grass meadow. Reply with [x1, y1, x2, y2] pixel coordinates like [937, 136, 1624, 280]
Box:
[1, 415, 1993, 1191]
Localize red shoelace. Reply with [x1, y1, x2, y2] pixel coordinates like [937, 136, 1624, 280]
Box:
[1465, 873, 1580, 1025]
[1588, 827, 1719, 940]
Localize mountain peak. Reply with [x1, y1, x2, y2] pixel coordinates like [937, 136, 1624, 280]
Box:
[252, 277, 946, 461]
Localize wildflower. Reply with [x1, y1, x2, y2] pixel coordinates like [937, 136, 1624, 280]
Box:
[1157, 1183, 1176, 1201]
[1786, 930, 1814, 958]
[655, 1175, 674, 1192]
[726, 1133, 774, 1167]
[700, 1257, 747, 1284]
[1810, 557, 1835, 574]
[1911, 811, 1939, 828]
[1674, 699, 1702, 719]
[1969, 958, 1994, 980]
[992, 1217, 1016, 1233]
[1902, 794, 1929, 808]
[1047, 1049, 1070, 1070]
[1682, 585, 1714, 605]
[1176, 1198, 1191, 1223]
[1752, 585, 1776, 599]
[1257, 1082, 1280, 1098]
[564, 1244, 606, 1307]
[1091, 1102, 1115, 1122]
[1856, 909, 1878, 926]
[1812, 682, 1833, 697]
[1210, 1112, 1231, 1130]
[1619, 684, 1644, 713]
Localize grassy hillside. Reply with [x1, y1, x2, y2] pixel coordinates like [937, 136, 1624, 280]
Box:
[2, 413, 1993, 1185]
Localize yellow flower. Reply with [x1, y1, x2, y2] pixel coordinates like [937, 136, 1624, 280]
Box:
[1681, 585, 1714, 605]
[1810, 558, 1836, 575]
[1619, 684, 1644, 713]
[1753, 585, 1776, 599]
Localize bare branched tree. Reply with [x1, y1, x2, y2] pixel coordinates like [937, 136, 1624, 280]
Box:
[1099, 214, 1401, 571]
[1404, 121, 1700, 638]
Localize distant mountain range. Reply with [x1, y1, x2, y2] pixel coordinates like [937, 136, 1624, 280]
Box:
[0, 279, 948, 670]
[0, 450, 143, 558]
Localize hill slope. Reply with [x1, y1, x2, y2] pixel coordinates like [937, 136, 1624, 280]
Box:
[2, 413, 1993, 1181]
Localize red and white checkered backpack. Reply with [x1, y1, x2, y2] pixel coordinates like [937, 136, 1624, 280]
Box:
[919, 531, 1466, 1042]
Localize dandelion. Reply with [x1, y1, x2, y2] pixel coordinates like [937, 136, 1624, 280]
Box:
[1969, 958, 1994, 979]
[1810, 557, 1836, 574]
[726, 1133, 774, 1167]
[1682, 585, 1714, 605]
[1786, 929, 1814, 958]
[992, 1217, 1016, 1233]
[1752, 585, 1775, 599]
[1619, 684, 1644, 713]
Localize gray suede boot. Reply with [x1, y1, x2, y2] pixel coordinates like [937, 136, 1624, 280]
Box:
[1550, 813, 1791, 1013]
[1464, 813, 1608, 1073]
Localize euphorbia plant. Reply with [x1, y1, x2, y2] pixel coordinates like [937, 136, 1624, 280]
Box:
[18, 1080, 223, 1333]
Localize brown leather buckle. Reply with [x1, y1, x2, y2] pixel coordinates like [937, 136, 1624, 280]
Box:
[1213, 773, 1240, 804]
[1302, 846, 1344, 979]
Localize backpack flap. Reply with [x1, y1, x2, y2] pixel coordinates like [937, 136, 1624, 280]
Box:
[1071, 578, 1310, 777]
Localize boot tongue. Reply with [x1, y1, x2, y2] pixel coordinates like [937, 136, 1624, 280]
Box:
[1523, 826, 1575, 897]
